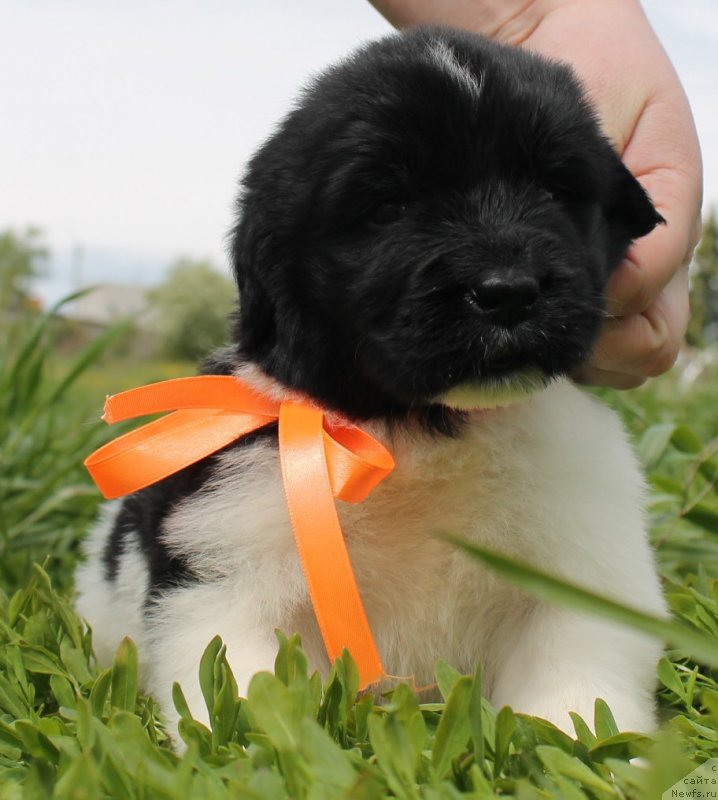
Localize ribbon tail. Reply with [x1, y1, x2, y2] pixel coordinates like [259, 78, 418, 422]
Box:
[278, 402, 384, 689]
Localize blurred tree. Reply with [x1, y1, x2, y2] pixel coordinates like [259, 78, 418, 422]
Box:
[0, 228, 47, 313]
[149, 258, 236, 362]
[687, 210, 718, 347]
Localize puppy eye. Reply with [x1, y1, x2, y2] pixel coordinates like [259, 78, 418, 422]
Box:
[369, 202, 405, 225]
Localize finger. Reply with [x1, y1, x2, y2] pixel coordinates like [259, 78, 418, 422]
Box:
[606, 68, 702, 318]
[572, 366, 647, 390]
[605, 172, 700, 318]
[588, 266, 689, 381]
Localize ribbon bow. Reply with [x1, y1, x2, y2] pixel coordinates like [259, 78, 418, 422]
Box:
[84, 375, 395, 688]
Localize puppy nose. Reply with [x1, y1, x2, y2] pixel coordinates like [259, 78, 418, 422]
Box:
[466, 273, 540, 324]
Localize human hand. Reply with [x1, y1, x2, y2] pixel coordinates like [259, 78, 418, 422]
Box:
[512, 0, 702, 388]
[370, 0, 703, 388]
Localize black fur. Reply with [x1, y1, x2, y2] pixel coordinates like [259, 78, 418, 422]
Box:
[105, 27, 663, 593]
[102, 426, 279, 595]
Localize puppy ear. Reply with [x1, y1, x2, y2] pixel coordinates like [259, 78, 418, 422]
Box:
[604, 153, 665, 244]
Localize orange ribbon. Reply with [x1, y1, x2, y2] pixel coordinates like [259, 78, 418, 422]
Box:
[84, 376, 394, 688]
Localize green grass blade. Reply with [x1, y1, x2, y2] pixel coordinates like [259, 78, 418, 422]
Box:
[431, 676, 473, 778]
[110, 638, 139, 712]
[444, 535, 718, 667]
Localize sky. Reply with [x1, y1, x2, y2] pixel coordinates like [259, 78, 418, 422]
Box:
[1, 0, 716, 305]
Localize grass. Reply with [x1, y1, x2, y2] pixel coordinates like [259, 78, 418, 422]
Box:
[1, 302, 718, 798]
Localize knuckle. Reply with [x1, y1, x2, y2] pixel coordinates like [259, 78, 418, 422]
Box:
[643, 341, 680, 378]
[628, 378, 647, 390]
[622, 291, 652, 317]
[615, 374, 647, 390]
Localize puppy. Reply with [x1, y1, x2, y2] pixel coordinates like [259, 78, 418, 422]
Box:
[76, 26, 667, 736]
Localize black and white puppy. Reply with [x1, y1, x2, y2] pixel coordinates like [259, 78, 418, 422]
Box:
[76, 27, 667, 735]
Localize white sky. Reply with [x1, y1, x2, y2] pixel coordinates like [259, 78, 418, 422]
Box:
[1, 0, 716, 304]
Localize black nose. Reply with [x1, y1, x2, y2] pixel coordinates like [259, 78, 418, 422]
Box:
[466, 272, 540, 324]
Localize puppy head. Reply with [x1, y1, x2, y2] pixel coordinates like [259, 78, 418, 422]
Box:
[229, 27, 663, 423]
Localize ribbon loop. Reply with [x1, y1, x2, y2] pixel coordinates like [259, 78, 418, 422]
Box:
[323, 423, 395, 503]
[101, 375, 280, 423]
[85, 408, 275, 499]
[84, 376, 394, 688]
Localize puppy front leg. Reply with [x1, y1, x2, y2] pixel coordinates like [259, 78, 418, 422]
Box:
[490, 604, 663, 735]
[143, 583, 282, 734]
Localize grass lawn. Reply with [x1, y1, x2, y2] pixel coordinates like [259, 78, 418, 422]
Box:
[1, 307, 717, 798]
